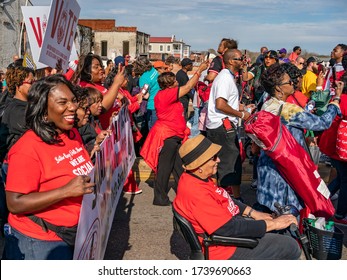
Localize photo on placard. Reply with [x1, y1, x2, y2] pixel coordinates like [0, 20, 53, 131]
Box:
[98, 143, 106, 184]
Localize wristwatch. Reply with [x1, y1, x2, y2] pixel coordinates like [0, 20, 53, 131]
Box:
[332, 97, 341, 104]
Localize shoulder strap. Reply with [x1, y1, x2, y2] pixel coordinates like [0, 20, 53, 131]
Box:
[277, 104, 283, 116]
[27, 215, 49, 232]
[26, 214, 69, 234]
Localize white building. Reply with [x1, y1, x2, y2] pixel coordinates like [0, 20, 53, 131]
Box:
[149, 35, 191, 61]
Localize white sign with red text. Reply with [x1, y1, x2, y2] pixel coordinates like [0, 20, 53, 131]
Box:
[73, 107, 136, 260]
[21, 6, 50, 69]
[39, 0, 80, 72]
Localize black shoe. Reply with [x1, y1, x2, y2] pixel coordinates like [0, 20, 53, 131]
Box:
[153, 199, 171, 206]
[250, 179, 257, 190]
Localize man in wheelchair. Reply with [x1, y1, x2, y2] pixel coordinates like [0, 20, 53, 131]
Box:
[173, 135, 301, 260]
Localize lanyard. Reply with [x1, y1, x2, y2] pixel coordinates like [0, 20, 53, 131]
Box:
[227, 69, 235, 79]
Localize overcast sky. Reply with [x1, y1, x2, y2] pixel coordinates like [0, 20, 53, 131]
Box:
[30, 0, 347, 56]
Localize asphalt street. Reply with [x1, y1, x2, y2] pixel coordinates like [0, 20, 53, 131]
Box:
[103, 161, 347, 260]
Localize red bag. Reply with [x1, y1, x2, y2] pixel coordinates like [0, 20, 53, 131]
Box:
[238, 139, 246, 163]
[336, 119, 347, 160]
[317, 115, 341, 159]
[195, 81, 212, 103]
[245, 110, 335, 218]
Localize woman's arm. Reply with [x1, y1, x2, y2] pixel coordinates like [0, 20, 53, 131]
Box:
[179, 61, 209, 98]
[289, 81, 343, 131]
[101, 64, 125, 112]
[6, 175, 95, 215]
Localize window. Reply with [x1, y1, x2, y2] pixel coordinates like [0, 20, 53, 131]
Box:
[123, 41, 129, 56]
[149, 45, 152, 51]
[167, 45, 171, 52]
[101, 41, 107, 57]
[160, 45, 163, 52]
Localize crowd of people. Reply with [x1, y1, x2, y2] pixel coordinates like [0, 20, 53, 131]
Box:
[0, 41, 346, 260]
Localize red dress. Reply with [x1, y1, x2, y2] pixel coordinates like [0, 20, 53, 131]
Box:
[140, 87, 189, 172]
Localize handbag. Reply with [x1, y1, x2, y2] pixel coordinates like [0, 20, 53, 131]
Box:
[310, 90, 331, 116]
[317, 115, 341, 158]
[27, 215, 77, 247]
[336, 119, 347, 160]
[305, 130, 321, 165]
[244, 109, 335, 218]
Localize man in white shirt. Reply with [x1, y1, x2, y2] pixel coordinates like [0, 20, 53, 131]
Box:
[206, 49, 252, 201]
[324, 44, 347, 91]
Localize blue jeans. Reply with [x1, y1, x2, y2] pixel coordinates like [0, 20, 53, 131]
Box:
[146, 109, 157, 130]
[0, 163, 8, 227]
[330, 159, 347, 218]
[3, 226, 73, 260]
[189, 106, 201, 138]
[252, 155, 259, 180]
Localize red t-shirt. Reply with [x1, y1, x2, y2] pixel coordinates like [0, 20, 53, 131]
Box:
[155, 87, 186, 132]
[140, 87, 189, 171]
[286, 91, 309, 108]
[173, 173, 240, 260]
[6, 129, 93, 241]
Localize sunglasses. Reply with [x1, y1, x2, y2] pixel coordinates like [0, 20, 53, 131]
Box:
[232, 55, 244, 61]
[210, 155, 218, 161]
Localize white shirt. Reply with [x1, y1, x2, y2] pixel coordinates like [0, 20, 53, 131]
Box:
[323, 63, 344, 91]
[206, 69, 239, 129]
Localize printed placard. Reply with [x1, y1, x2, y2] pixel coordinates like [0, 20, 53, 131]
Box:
[39, 0, 80, 72]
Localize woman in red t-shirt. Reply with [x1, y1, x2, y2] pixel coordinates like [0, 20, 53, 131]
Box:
[71, 54, 125, 129]
[140, 61, 209, 206]
[173, 135, 301, 260]
[4, 75, 95, 260]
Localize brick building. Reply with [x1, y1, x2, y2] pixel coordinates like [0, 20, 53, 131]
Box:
[78, 19, 150, 61]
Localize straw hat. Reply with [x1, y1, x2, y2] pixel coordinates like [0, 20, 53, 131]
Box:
[179, 135, 221, 170]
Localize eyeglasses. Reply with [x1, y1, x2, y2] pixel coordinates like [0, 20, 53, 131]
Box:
[298, 62, 305, 65]
[210, 155, 218, 162]
[278, 80, 294, 86]
[265, 55, 276, 59]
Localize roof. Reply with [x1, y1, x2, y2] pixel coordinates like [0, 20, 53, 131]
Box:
[149, 37, 173, 43]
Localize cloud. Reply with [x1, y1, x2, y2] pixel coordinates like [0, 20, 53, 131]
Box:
[108, 9, 129, 15]
[29, 0, 346, 55]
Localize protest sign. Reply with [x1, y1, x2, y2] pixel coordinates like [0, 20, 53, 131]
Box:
[73, 107, 136, 260]
[39, 0, 80, 72]
[21, 6, 50, 69]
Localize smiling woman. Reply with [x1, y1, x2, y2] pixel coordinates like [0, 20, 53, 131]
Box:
[3, 75, 95, 260]
[72, 53, 126, 129]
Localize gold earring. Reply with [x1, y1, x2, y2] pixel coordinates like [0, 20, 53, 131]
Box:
[198, 168, 203, 173]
